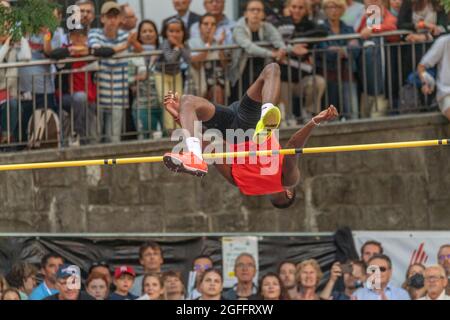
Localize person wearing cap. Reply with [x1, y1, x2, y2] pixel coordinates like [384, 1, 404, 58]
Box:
[109, 266, 138, 300]
[88, 1, 142, 143]
[45, 264, 94, 300]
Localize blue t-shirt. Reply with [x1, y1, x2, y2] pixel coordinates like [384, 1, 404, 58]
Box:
[108, 292, 138, 300]
[29, 282, 59, 300]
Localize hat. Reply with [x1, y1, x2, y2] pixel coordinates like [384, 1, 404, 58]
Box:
[56, 264, 80, 279]
[101, 1, 121, 15]
[114, 266, 136, 279]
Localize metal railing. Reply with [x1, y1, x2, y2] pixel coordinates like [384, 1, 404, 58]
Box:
[0, 30, 441, 151]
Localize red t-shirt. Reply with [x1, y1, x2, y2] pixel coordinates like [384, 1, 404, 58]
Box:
[230, 136, 285, 196]
[71, 59, 97, 103]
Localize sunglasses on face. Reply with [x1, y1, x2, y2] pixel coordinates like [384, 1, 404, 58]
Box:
[438, 254, 450, 261]
[369, 266, 388, 273]
[194, 264, 212, 271]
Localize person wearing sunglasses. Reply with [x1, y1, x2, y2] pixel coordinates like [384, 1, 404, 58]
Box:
[352, 254, 410, 300]
[88, 261, 112, 293]
[437, 244, 450, 295]
[187, 255, 213, 300]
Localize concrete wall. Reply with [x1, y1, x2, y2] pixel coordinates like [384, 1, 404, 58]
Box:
[0, 113, 449, 233]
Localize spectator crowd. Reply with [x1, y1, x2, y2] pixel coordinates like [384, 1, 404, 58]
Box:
[0, 0, 449, 149]
[0, 240, 449, 300]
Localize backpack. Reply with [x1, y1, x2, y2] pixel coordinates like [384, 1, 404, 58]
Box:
[27, 109, 62, 149]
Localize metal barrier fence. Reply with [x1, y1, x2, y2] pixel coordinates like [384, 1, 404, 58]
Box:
[0, 30, 439, 150]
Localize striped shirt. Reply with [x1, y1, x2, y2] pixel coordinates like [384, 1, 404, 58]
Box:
[88, 28, 129, 109]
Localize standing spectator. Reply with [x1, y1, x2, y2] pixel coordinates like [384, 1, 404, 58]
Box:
[360, 240, 384, 265]
[419, 265, 450, 300]
[162, 0, 202, 32]
[137, 273, 165, 300]
[341, 0, 365, 30]
[352, 254, 410, 300]
[390, 0, 403, 16]
[109, 266, 138, 300]
[76, 0, 96, 30]
[310, 0, 328, 24]
[197, 269, 224, 300]
[253, 272, 289, 300]
[0, 274, 9, 299]
[437, 244, 450, 295]
[357, 0, 398, 119]
[187, 255, 213, 300]
[88, 1, 142, 143]
[162, 271, 186, 300]
[320, 260, 366, 300]
[86, 272, 109, 300]
[120, 4, 138, 32]
[296, 259, 322, 300]
[275, 0, 327, 122]
[189, 13, 228, 104]
[230, 0, 287, 102]
[223, 253, 258, 300]
[5, 262, 38, 300]
[131, 241, 164, 296]
[0, 3, 31, 146]
[29, 253, 64, 300]
[45, 264, 94, 300]
[317, 0, 360, 120]
[154, 18, 191, 134]
[418, 35, 450, 122]
[278, 261, 298, 299]
[401, 263, 426, 300]
[88, 261, 113, 290]
[1, 288, 21, 300]
[190, 0, 235, 45]
[129, 20, 163, 139]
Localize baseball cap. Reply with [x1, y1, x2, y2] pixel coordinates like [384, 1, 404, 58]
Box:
[101, 1, 121, 15]
[114, 265, 136, 279]
[56, 264, 80, 279]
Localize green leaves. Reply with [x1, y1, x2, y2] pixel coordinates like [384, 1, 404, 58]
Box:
[441, 0, 450, 13]
[0, 0, 60, 41]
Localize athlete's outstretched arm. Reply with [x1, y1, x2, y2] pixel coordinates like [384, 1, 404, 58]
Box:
[281, 106, 338, 187]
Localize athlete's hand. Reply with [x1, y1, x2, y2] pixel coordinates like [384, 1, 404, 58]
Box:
[313, 105, 339, 124]
[164, 91, 181, 124]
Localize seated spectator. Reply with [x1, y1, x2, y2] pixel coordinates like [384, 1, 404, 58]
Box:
[197, 269, 224, 300]
[401, 263, 426, 299]
[129, 20, 163, 139]
[45, 264, 94, 300]
[131, 241, 164, 296]
[109, 266, 138, 300]
[29, 253, 64, 300]
[419, 265, 450, 300]
[390, 0, 403, 17]
[154, 18, 191, 134]
[317, 0, 360, 120]
[0, 274, 9, 299]
[86, 272, 109, 300]
[320, 260, 365, 300]
[252, 272, 289, 300]
[120, 4, 138, 32]
[162, 271, 186, 300]
[223, 253, 258, 300]
[360, 240, 384, 266]
[0, 3, 31, 146]
[275, 0, 327, 122]
[296, 259, 323, 300]
[88, 261, 113, 292]
[341, 0, 365, 30]
[1, 288, 21, 300]
[189, 13, 228, 105]
[162, 0, 201, 32]
[278, 261, 298, 299]
[76, 0, 96, 30]
[190, 0, 235, 45]
[137, 273, 165, 300]
[357, 0, 398, 119]
[230, 0, 287, 101]
[417, 34, 450, 121]
[5, 262, 38, 300]
[437, 244, 450, 295]
[352, 254, 410, 300]
[187, 255, 213, 300]
[88, 1, 142, 143]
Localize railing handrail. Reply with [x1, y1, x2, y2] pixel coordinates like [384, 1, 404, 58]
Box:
[0, 30, 415, 70]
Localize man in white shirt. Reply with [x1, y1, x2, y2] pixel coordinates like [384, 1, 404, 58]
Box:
[419, 265, 450, 300]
